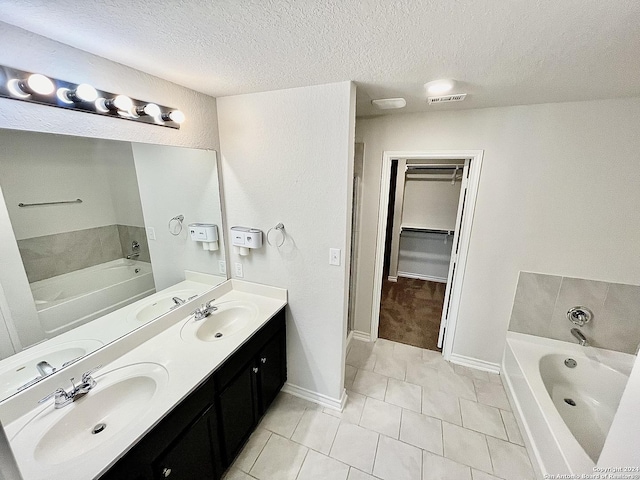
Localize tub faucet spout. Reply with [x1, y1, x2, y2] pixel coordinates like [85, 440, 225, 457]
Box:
[36, 361, 56, 377]
[126, 240, 140, 260]
[571, 328, 588, 346]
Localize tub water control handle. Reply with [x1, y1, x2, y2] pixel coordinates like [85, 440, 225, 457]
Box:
[567, 306, 592, 326]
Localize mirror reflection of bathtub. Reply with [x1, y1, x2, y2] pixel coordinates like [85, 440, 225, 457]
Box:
[31, 259, 155, 336]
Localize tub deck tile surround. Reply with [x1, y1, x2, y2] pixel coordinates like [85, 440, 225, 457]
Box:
[509, 271, 640, 355]
[224, 339, 535, 480]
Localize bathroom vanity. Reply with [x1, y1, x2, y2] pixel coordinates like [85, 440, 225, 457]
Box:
[102, 307, 285, 480]
[0, 280, 287, 480]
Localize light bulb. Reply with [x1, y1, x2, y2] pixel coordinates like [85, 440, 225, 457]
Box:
[112, 95, 133, 111]
[163, 110, 185, 124]
[58, 83, 98, 104]
[74, 84, 98, 102]
[7, 79, 31, 98]
[26, 74, 55, 95]
[136, 103, 161, 117]
[95, 98, 109, 112]
[425, 79, 456, 95]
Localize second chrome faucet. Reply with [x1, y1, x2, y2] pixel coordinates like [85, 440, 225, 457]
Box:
[38, 365, 102, 409]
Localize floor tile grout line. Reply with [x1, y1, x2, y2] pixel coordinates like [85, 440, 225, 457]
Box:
[292, 447, 309, 480]
[242, 429, 272, 475]
[371, 431, 381, 476]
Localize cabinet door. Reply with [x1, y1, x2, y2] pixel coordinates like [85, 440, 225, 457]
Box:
[152, 412, 217, 480]
[217, 361, 259, 466]
[258, 330, 286, 414]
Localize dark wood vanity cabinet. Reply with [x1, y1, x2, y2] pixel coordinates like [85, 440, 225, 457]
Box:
[216, 323, 286, 465]
[100, 308, 286, 480]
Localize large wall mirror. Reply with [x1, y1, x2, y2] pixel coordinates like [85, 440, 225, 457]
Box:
[0, 129, 228, 402]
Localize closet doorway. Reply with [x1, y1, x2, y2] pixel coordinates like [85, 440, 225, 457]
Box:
[371, 151, 483, 358]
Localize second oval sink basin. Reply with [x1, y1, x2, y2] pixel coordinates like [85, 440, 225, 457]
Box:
[10, 362, 168, 467]
[181, 301, 259, 342]
[127, 289, 199, 324]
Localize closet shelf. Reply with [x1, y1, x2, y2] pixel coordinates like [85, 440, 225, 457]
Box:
[401, 225, 455, 235]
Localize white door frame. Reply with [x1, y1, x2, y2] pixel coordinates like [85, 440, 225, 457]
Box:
[370, 150, 484, 360]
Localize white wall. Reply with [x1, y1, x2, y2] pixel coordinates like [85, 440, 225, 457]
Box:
[131, 144, 225, 290]
[402, 178, 461, 231]
[355, 98, 640, 366]
[397, 231, 454, 281]
[0, 130, 143, 239]
[0, 22, 219, 149]
[217, 82, 355, 403]
[103, 144, 146, 228]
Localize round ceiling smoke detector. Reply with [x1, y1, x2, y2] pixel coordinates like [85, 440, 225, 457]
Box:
[371, 98, 406, 110]
[424, 79, 457, 95]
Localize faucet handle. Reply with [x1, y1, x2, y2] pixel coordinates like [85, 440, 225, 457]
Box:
[81, 365, 102, 383]
[82, 364, 102, 382]
[205, 299, 216, 308]
[38, 387, 68, 405]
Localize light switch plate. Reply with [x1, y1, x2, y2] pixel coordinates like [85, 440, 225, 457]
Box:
[147, 227, 156, 241]
[219, 260, 226, 275]
[235, 262, 244, 278]
[329, 248, 341, 266]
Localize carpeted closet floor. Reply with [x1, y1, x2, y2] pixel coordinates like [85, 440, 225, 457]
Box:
[379, 277, 446, 351]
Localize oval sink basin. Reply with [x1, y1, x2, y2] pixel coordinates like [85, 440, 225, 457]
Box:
[0, 339, 104, 399]
[181, 301, 258, 342]
[128, 289, 199, 324]
[10, 362, 168, 467]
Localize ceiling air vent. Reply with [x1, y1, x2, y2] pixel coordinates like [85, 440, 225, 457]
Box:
[427, 93, 467, 105]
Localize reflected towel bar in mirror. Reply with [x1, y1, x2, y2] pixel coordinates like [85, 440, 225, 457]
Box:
[18, 198, 83, 207]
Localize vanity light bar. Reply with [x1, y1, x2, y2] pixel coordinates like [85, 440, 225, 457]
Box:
[0, 65, 184, 129]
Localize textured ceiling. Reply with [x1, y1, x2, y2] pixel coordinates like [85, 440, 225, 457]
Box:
[1, 0, 639, 117]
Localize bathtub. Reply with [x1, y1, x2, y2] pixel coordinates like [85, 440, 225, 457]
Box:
[30, 259, 155, 336]
[502, 332, 635, 476]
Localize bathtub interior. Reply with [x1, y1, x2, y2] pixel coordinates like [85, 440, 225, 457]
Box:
[539, 353, 629, 463]
[502, 333, 635, 476]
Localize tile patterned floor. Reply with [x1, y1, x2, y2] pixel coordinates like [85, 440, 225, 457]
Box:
[223, 338, 536, 480]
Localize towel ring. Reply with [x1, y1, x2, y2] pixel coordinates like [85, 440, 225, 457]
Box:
[267, 223, 286, 247]
[168, 215, 185, 236]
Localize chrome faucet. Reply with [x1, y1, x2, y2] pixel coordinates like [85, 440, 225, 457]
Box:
[36, 360, 56, 377]
[172, 296, 186, 306]
[192, 300, 217, 320]
[126, 240, 140, 260]
[571, 328, 588, 346]
[38, 365, 102, 409]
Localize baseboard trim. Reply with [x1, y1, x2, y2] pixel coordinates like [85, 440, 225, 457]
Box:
[387, 276, 398, 282]
[351, 330, 372, 342]
[281, 383, 347, 411]
[449, 353, 501, 374]
[397, 272, 447, 283]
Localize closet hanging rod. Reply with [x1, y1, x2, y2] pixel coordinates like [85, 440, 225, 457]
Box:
[401, 226, 455, 235]
[18, 198, 83, 208]
[405, 164, 463, 171]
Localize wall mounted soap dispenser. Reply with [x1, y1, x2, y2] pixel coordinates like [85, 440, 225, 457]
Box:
[230, 226, 263, 256]
[188, 223, 219, 251]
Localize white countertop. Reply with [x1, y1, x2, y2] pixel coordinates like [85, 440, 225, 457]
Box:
[2, 279, 287, 480]
[0, 270, 225, 402]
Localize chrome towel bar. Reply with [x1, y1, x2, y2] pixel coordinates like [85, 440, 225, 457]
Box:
[18, 198, 83, 207]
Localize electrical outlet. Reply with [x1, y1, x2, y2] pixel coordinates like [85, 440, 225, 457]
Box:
[235, 262, 244, 278]
[147, 227, 156, 241]
[329, 248, 341, 266]
[218, 260, 226, 275]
